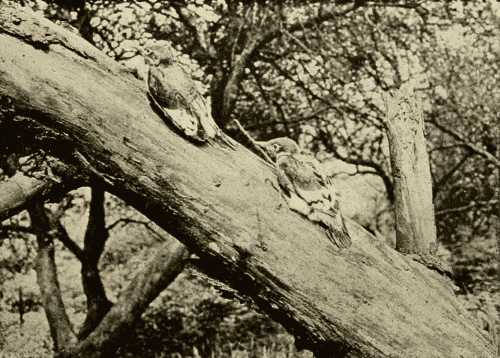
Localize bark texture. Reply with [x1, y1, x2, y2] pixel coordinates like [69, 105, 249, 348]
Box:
[0, 5, 495, 358]
[0, 173, 54, 221]
[384, 87, 437, 255]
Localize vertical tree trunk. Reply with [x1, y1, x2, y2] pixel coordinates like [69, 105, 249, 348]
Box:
[29, 203, 78, 350]
[384, 85, 437, 255]
[79, 186, 112, 339]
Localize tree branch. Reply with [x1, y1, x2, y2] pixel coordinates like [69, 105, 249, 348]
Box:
[52, 219, 85, 262]
[436, 200, 498, 217]
[78, 185, 112, 339]
[430, 118, 500, 168]
[0, 223, 35, 237]
[317, 129, 395, 202]
[0, 153, 84, 221]
[0, 7, 494, 357]
[29, 202, 77, 350]
[63, 240, 190, 358]
[106, 217, 166, 241]
[0, 173, 55, 221]
[216, 2, 362, 125]
[432, 152, 471, 197]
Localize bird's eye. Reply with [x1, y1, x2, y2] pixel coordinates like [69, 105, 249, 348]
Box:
[272, 144, 280, 151]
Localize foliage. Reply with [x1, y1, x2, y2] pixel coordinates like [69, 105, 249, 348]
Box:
[0, 0, 498, 356]
[117, 270, 307, 358]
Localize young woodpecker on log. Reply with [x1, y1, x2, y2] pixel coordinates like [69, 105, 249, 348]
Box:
[143, 44, 234, 147]
[257, 137, 352, 249]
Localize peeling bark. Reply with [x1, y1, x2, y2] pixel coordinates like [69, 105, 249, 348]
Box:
[0, 5, 496, 358]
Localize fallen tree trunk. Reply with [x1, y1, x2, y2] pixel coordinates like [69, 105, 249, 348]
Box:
[0, 5, 495, 358]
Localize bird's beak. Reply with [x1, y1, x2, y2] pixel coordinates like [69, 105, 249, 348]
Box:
[130, 45, 143, 56]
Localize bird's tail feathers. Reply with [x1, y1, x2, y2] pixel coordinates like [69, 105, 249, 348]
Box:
[310, 210, 352, 249]
[325, 224, 352, 249]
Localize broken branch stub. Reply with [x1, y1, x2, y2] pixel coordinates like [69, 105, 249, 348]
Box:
[383, 85, 437, 256]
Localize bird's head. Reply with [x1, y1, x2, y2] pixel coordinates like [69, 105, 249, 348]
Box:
[141, 44, 176, 66]
[256, 137, 300, 161]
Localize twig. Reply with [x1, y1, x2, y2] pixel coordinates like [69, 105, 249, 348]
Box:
[232, 119, 274, 165]
[106, 217, 167, 242]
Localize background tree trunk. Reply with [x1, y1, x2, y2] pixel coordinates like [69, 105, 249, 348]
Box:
[384, 86, 437, 255]
[29, 203, 78, 350]
[0, 6, 495, 358]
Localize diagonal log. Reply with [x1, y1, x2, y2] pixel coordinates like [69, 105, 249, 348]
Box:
[0, 155, 82, 221]
[0, 5, 495, 358]
[0, 173, 54, 221]
[65, 240, 190, 357]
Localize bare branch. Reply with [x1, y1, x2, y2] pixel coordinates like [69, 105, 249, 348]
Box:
[79, 185, 112, 339]
[217, 2, 362, 124]
[52, 220, 85, 262]
[106, 217, 167, 242]
[64, 241, 190, 358]
[318, 130, 395, 202]
[0, 173, 55, 221]
[29, 202, 77, 350]
[232, 119, 274, 164]
[436, 200, 498, 217]
[432, 152, 471, 197]
[0, 224, 35, 237]
[430, 118, 500, 168]
[171, 2, 216, 59]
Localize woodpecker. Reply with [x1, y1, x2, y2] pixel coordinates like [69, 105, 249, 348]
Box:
[258, 137, 352, 249]
[143, 44, 233, 147]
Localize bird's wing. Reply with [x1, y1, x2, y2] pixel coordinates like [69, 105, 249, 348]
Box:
[147, 66, 176, 108]
[187, 89, 218, 139]
[277, 154, 351, 249]
[279, 154, 331, 207]
[148, 63, 235, 147]
[147, 66, 202, 139]
[165, 65, 220, 140]
[275, 156, 311, 217]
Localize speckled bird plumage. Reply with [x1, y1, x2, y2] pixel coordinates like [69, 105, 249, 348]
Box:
[144, 45, 219, 142]
[258, 137, 352, 249]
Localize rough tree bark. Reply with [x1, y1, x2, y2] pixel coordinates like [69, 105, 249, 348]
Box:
[384, 87, 437, 255]
[0, 5, 495, 358]
[0, 173, 54, 220]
